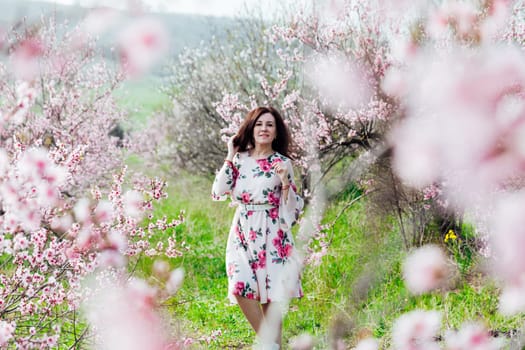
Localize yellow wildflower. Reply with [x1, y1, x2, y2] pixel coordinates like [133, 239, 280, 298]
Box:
[444, 229, 457, 243]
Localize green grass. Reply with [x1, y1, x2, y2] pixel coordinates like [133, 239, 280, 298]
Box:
[114, 76, 171, 126]
[136, 174, 525, 349]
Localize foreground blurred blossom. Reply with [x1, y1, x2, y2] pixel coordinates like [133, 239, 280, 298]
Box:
[490, 192, 525, 285]
[117, 17, 169, 77]
[305, 54, 372, 109]
[83, 276, 168, 350]
[0, 321, 15, 347]
[10, 37, 45, 81]
[392, 310, 441, 350]
[489, 191, 525, 314]
[165, 267, 185, 295]
[391, 45, 525, 209]
[289, 333, 315, 350]
[82, 7, 121, 36]
[444, 322, 504, 350]
[123, 189, 144, 219]
[498, 277, 525, 315]
[403, 245, 451, 294]
[353, 337, 379, 350]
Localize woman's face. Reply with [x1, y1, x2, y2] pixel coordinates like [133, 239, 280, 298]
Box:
[253, 113, 277, 147]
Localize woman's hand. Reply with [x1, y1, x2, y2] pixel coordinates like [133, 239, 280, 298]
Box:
[226, 136, 239, 161]
[273, 162, 289, 186]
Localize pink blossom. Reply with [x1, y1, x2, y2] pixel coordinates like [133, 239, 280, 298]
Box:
[81, 7, 121, 37]
[269, 207, 279, 220]
[10, 37, 45, 81]
[392, 310, 441, 350]
[289, 333, 316, 350]
[0, 321, 15, 347]
[305, 53, 372, 109]
[402, 245, 450, 294]
[153, 260, 170, 280]
[123, 190, 144, 219]
[166, 268, 184, 295]
[94, 200, 114, 224]
[445, 322, 504, 350]
[391, 45, 525, 209]
[117, 17, 169, 77]
[98, 250, 127, 268]
[0, 149, 8, 177]
[83, 276, 167, 350]
[353, 338, 379, 350]
[490, 191, 525, 285]
[73, 198, 91, 223]
[498, 277, 525, 315]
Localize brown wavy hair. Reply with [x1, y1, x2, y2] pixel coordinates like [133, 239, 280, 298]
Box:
[233, 106, 291, 158]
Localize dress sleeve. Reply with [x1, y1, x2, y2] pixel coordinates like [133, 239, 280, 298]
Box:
[279, 160, 304, 230]
[211, 159, 239, 201]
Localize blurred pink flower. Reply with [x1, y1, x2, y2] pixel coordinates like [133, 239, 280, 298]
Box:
[10, 37, 45, 81]
[94, 200, 114, 224]
[0, 321, 15, 347]
[117, 18, 169, 77]
[392, 309, 441, 350]
[403, 245, 450, 295]
[391, 45, 525, 209]
[84, 277, 167, 350]
[353, 337, 379, 350]
[306, 54, 372, 109]
[289, 333, 315, 350]
[444, 322, 503, 350]
[499, 277, 525, 315]
[489, 191, 525, 315]
[123, 190, 144, 219]
[166, 268, 184, 295]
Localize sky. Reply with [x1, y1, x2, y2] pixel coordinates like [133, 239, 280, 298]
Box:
[25, 0, 304, 18]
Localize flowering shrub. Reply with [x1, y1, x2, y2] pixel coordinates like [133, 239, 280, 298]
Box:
[0, 12, 183, 348]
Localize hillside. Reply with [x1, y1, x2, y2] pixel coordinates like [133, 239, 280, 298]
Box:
[0, 0, 237, 56]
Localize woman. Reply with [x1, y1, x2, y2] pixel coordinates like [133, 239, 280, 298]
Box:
[212, 106, 304, 349]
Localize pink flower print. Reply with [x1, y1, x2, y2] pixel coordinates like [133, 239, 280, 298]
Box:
[249, 229, 257, 241]
[256, 159, 272, 172]
[246, 292, 255, 300]
[227, 263, 236, 277]
[241, 192, 251, 204]
[283, 244, 293, 258]
[247, 210, 253, 217]
[258, 250, 266, 268]
[233, 281, 245, 295]
[267, 191, 280, 206]
[277, 229, 284, 238]
[269, 207, 279, 220]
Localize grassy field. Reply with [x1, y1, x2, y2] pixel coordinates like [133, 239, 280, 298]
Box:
[126, 172, 524, 349]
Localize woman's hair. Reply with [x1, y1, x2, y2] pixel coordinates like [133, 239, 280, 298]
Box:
[233, 106, 291, 158]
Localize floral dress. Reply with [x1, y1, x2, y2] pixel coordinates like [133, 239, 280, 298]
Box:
[212, 151, 304, 304]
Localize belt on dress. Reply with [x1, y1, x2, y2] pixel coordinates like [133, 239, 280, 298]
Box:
[239, 203, 277, 211]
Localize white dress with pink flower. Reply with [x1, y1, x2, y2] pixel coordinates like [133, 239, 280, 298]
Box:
[212, 151, 304, 304]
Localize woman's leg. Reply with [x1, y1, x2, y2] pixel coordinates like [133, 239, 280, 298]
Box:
[261, 302, 283, 348]
[235, 295, 264, 333]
